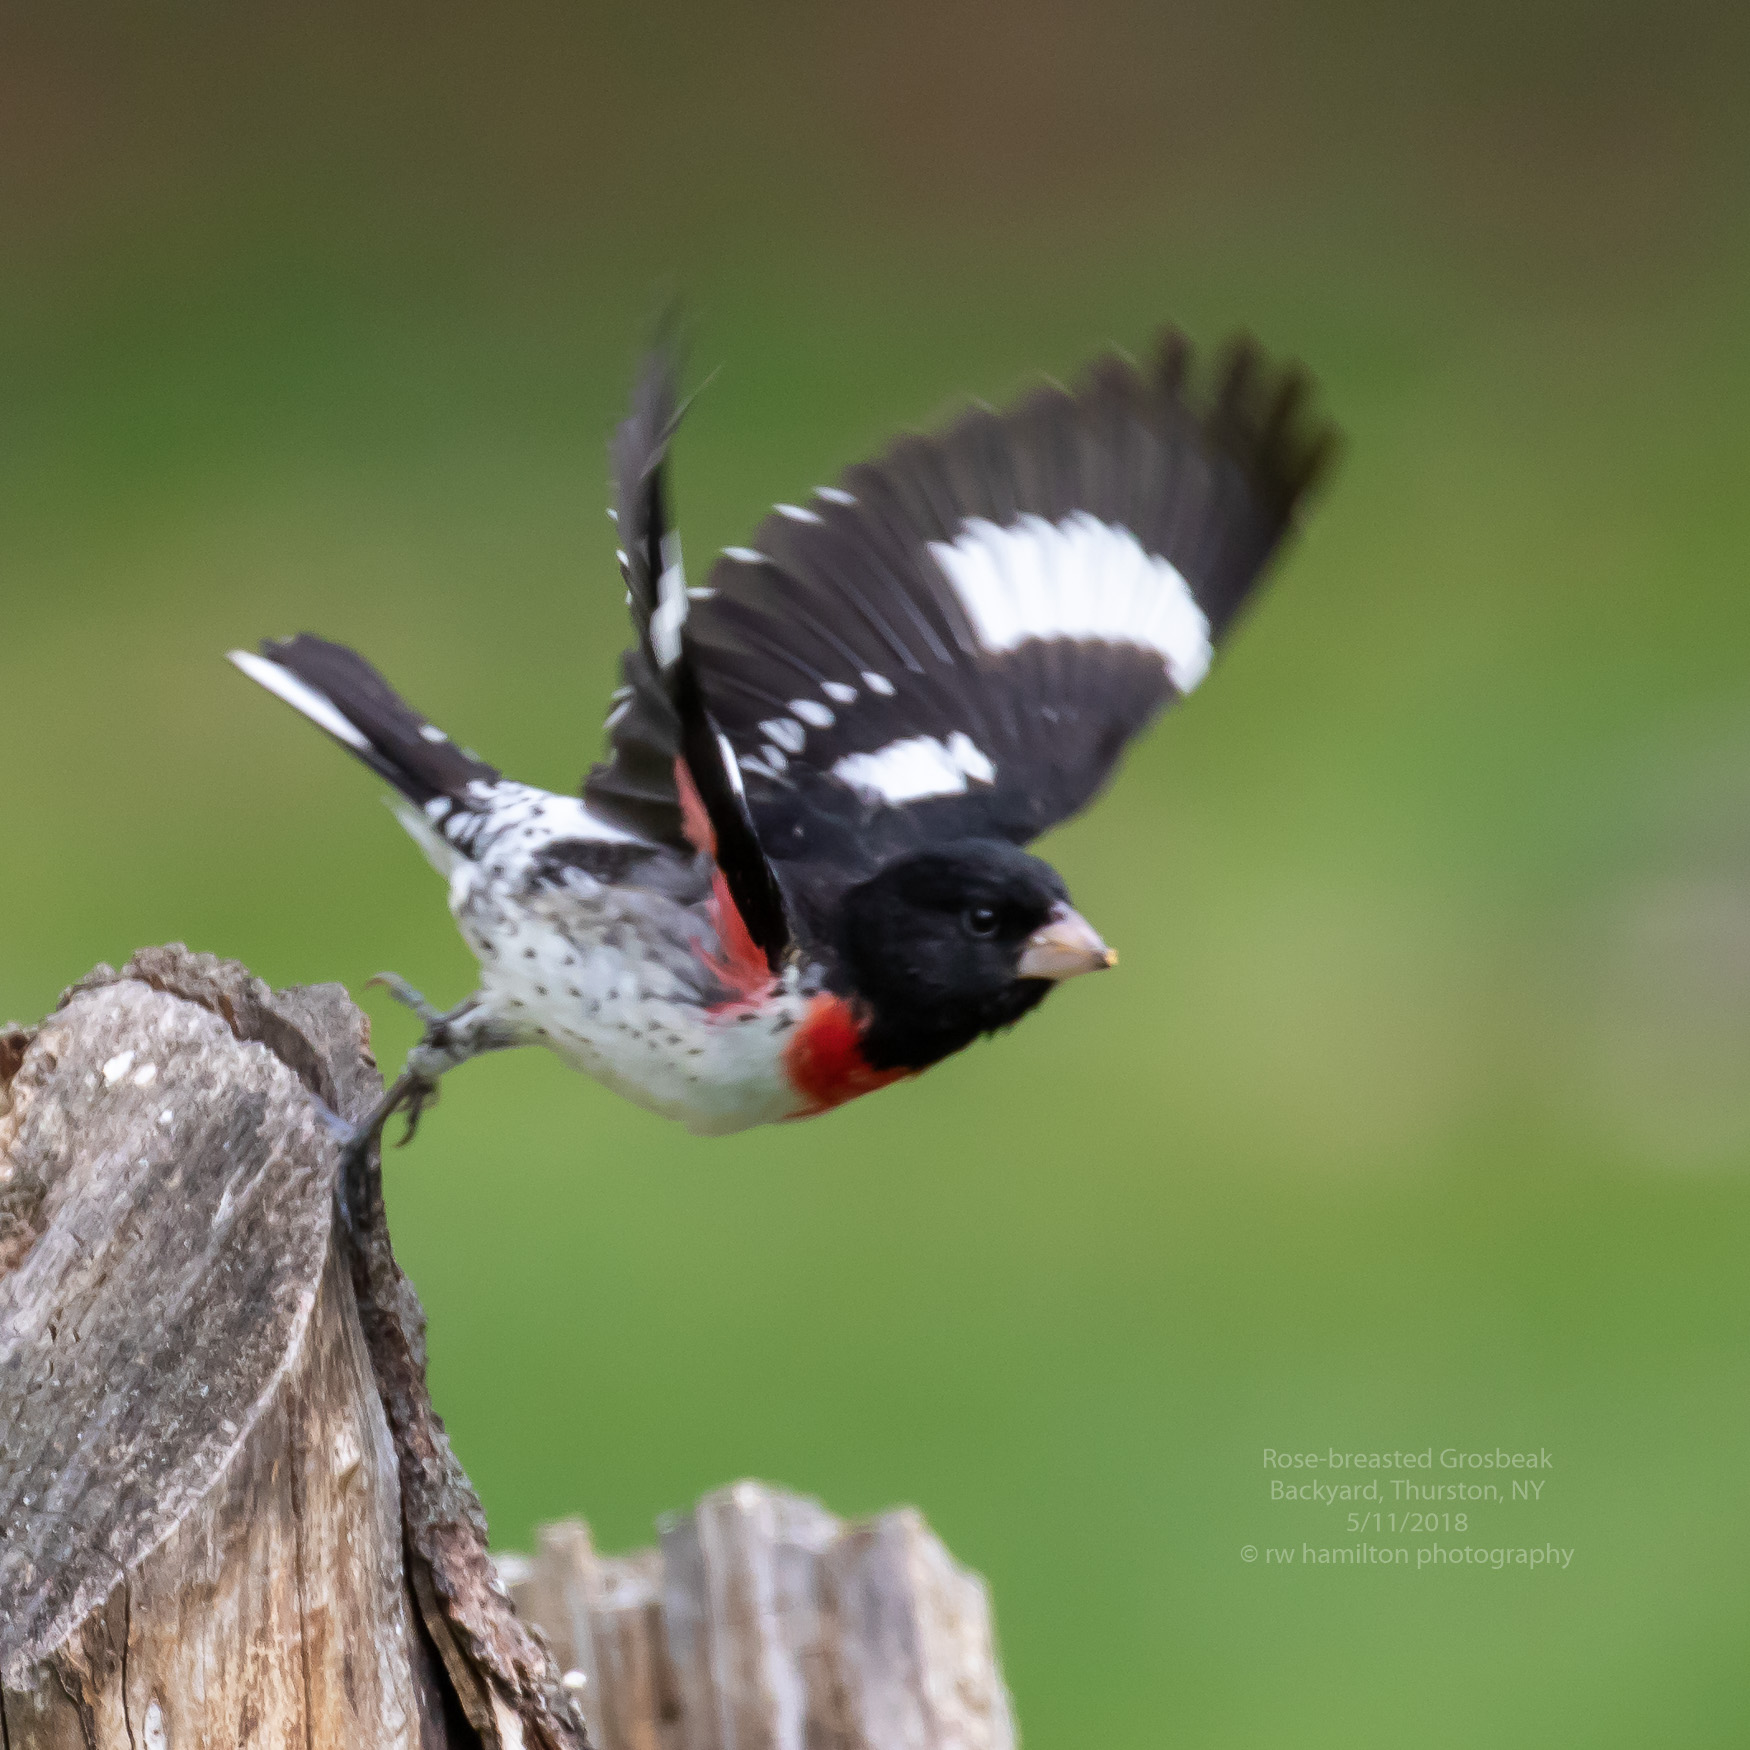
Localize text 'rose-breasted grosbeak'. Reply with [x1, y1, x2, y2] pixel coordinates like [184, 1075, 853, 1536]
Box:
[231, 327, 1335, 1148]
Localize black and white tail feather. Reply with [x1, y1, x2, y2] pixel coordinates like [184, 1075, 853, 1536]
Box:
[227, 637, 641, 888]
[229, 638, 499, 817]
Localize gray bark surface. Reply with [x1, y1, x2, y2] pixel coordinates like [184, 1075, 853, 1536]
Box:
[0, 947, 584, 1750]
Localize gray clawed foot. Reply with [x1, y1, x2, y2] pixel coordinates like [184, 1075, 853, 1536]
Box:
[333, 973, 461, 1169]
[336, 1069, 440, 1176]
[322, 977, 496, 1190]
[386, 1070, 441, 1148]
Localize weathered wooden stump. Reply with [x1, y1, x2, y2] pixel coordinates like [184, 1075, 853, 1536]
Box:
[0, 948, 1016, 1750]
[497, 1487, 1014, 1750]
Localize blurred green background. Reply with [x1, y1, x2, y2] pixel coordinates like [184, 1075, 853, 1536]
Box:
[4, 3, 1749, 1743]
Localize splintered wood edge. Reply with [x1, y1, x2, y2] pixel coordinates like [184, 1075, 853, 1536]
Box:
[0, 952, 444, 1747]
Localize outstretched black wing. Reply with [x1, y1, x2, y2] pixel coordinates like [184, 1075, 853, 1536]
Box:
[679, 332, 1335, 879]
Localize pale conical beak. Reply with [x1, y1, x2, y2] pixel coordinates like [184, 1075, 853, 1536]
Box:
[1017, 903, 1118, 982]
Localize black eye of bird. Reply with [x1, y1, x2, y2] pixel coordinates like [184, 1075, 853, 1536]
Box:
[964, 904, 1000, 938]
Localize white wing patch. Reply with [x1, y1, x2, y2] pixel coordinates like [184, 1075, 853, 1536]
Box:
[760, 717, 807, 755]
[928, 511, 1214, 693]
[228, 651, 371, 750]
[831, 732, 996, 807]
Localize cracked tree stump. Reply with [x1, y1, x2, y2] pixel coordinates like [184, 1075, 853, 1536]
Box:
[0, 948, 588, 1750]
[0, 948, 1018, 1750]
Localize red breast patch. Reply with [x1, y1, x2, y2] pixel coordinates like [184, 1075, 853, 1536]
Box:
[783, 993, 910, 1116]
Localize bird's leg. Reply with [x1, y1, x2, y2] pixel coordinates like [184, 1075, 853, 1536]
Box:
[335, 977, 493, 1175]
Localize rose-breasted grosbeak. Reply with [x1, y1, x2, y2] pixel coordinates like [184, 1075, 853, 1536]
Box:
[231, 326, 1334, 1148]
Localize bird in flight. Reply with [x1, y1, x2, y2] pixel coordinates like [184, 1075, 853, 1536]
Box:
[231, 326, 1334, 1151]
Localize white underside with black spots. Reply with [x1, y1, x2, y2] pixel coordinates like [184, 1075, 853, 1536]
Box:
[399, 797, 813, 1135]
